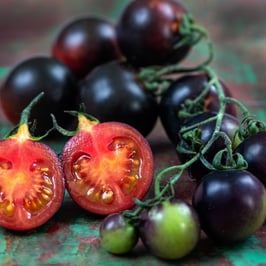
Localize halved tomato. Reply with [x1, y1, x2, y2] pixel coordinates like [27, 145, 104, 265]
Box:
[60, 114, 154, 215]
[0, 94, 65, 231]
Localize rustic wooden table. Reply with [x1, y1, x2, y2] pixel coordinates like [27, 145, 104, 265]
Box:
[1, 0, 266, 265]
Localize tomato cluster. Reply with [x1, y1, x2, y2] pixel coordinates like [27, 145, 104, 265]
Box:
[0, 0, 266, 263]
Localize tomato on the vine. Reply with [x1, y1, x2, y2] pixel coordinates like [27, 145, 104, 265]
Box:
[0, 94, 65, 231]
[192, 170, 266, 243]
[235, 131, 266, 187]
[178, 112, 240, 180]
[117, 0, 190, 67]
[59, 113, 154, 215]
[159, 73, 237, 145]
[139, 200, 200, 260]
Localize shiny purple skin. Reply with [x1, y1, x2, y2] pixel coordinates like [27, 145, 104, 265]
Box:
[235, 131, 266, 187]
[178, 112, 240, 180]
[159, 73, 237, 145]
[192, 170, 266, 243]
[117, 0, 190, 67]
[52, 16, 122, 79]
[139, 200, 200, 260]
[0, 56, 78, 136]
[77, 61, 159, 137]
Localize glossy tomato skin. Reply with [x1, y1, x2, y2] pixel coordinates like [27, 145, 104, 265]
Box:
[61, 121, 154, 215]
[100, 213, 139, 254]
[117, 0, 190, 67]
[159, 73, 237, 146]
[139, 200, 200, 260]
[0, 138, 65, 231]
[52, 16, 122, 79]
[178, 112, 240, 180]
[192, 170, 266, 243]
[0, 56, 78, 136]
[235, 131, 266, 187]
[77, 61, 158, 137]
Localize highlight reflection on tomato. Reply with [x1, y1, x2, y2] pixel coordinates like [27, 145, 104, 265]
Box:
[60, 113, 154, 215]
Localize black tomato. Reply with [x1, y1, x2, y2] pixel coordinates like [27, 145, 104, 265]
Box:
[116, 0, 190, 67]
[52, 16, 122, 79]
[139, 200, 200, 260]
[178, 112, 240, 180]
[192, 170, 266, 243]
[159, 73, 237, 145]
[235, 131, 266, 187]
[77, 61, 158, 137]
[0, 56, 78, 136]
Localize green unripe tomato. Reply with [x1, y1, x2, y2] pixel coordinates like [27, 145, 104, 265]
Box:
[99, 213, 138, 254]
[139, 200, 200, 260]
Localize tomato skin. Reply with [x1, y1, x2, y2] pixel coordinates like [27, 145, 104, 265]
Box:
[0, 138, 65, 231]
[192, 170, 266, 243]
[52, 16, 122, 79]
[178, 112, 240, 180]
[61, 121, 154, 215]
[139, 200, 200, 260]
[159, 74, 237, 145]
[77, 61, 158, 137]
[235, 131, 266, 187]
[0, 56, 78, 136]
[117, 0, 190, 67]
[100, 213, 139, 254]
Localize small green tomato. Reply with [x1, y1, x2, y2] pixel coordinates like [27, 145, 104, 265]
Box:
[99, 213, 138, 254]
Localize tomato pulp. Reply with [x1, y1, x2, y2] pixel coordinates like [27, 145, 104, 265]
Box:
[61, 115, 154, 215]
[0, 125, 65, 231]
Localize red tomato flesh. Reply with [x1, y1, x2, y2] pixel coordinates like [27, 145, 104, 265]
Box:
[0, 135, 65, 231]
[61, 120, 154, 215]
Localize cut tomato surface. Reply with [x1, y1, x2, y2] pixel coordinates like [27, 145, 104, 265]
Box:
[0, 137, 65, 230]
[61, 120, 154, 215]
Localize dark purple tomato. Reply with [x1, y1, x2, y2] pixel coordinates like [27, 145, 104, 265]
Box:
[159, 73, 237, 146]
[0, 56, 78, 136]
[192, 170, 266, 243]
[235, 131, 266, 187]
[77, 61, 158, 137]
[100, 213, 139, 254]
[178, 112, 240, 180]
[52, 16, 122, 79]
[117, 0, 190, 67]
[139, 200, 200, 260]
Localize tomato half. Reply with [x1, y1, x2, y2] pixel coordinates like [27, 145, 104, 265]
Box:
[61, 116, 154, 215]
[0, 125, 65, 231]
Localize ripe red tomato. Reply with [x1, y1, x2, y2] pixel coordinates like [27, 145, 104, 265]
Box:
[61, 114, 154, 215]
[0, 118, 65, 231]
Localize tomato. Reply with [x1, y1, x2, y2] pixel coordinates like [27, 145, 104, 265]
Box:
[52, 16, 122, 79]
[100, 213, 139, 254]
[192, 170, 266, 243]
[60, 113, 154, 215]
[0, 94, 65, 231]
[139, 200, 200, 260]
[77, 61, 158, 137]
[178, 112, 240, 180]
[159, 73, 237, 145]
[117, 0, 190, 67]
[0, 56, 78, 136]
[235, 131, 266, 187]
